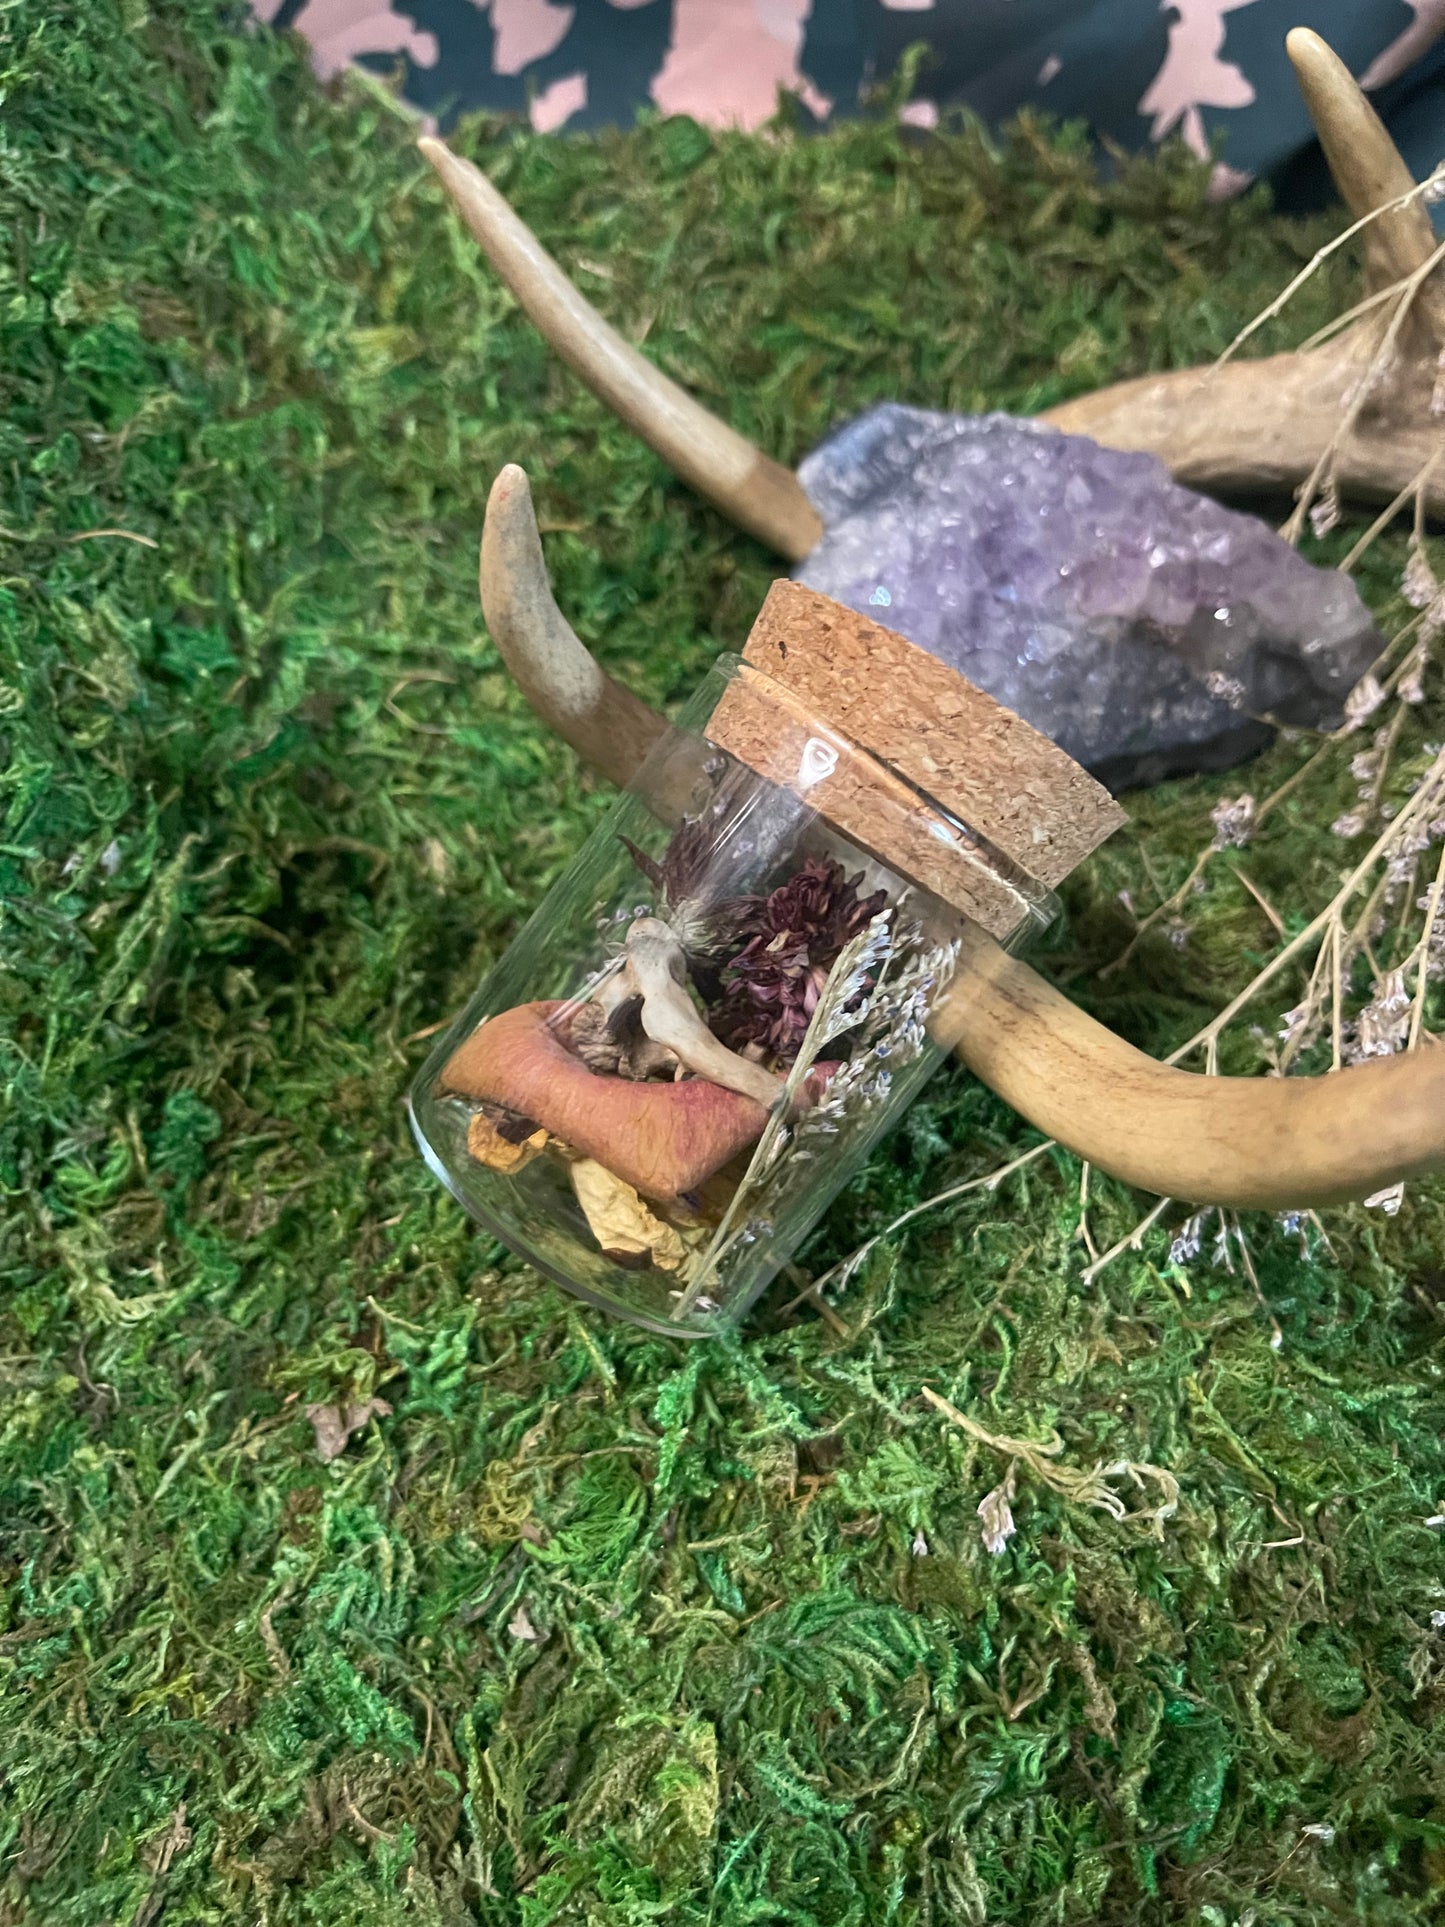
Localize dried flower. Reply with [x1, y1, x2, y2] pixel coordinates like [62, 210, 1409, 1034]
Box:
[1346, 969, 1410, 1062]
[1210, 793, 1255, 849]
[1345, 673, 1387, 729]
[978, 1467, 1018, 1556]
[1308, 486, 1340, 539]
[1278, 1002, 1314, 1051]
[620, 773, 774, 966]
[711, 856, 888, 1062]
[1168, 1211, 1208, 1266]
[1403, 544, 1441, 612]
[1398, 647, 1429, 704]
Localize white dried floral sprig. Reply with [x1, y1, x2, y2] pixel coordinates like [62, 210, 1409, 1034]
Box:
[1344, 673, 1387, 729]
[1210, 793, 1256, 849]
[1344, 967, 1411, 1063]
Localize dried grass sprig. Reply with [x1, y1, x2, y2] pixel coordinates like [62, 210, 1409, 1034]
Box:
[921, 1387, 1181, 1552]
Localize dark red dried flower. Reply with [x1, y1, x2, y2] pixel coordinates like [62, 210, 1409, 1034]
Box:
[711, 856, 887, 1062]
[620, 774, 769, 965]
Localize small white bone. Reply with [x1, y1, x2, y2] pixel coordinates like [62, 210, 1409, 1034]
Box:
[623, 918, 784, 1111]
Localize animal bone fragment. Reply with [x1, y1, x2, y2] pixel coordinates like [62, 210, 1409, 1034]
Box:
[619, 917, 785, 1110]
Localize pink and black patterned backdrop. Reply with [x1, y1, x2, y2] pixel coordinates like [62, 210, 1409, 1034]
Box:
[250, 1, 1445, 209]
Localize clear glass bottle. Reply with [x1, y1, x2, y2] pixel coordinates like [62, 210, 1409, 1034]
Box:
[410, 656, 1055, 1337]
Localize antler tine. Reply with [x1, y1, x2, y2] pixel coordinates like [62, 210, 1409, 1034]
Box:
[1286, 27, 1445, 310]
[478, 464, 1445, 1210]
[480, 465, 666, 788]
[421, 139, 824, 561]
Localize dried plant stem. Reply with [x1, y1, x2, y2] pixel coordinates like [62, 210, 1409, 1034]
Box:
[1233, 867, 1285, 936]
[1079, 1193, 1173, 1288]
[1101, 845, 1213, 978]
[1368, 700, 1408, 806]
[1214, 168, 1445, 369]
[1283, 232, 1445, 545]
[1297, 277, 1410, 354]
[1409, 840, 1445, 1048]
[1230, 1214, 1284, 1349]
[1331, 919, 1345, 1071]
[790, 1141, 1055, 1313]
[1339, 444, 1445, 572]
[1076, 1161, 1101, 1265]
[1170, 750, 1445, 1060]
[920, 1387, 1180, 1533]
[1101, 705, 1398, 982]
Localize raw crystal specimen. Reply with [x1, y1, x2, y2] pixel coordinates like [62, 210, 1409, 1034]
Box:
[795, 405, 1382, 788]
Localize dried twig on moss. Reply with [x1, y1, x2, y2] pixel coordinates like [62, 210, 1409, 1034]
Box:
[921, 1387, 1181, 1550]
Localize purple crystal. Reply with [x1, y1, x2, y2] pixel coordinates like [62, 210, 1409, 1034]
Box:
[795, 406, 1382, 788]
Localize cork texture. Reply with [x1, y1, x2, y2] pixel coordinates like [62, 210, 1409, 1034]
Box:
[707, 668, 1039, 941]
[743, 579, 1126, 887]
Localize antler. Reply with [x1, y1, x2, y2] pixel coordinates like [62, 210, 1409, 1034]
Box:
[418, 138, 822, 560]
[423, 33, 1445, 539]
[480, 463, 663, 786]
[483, 464, 1445, 1211]
[1045, 32, 1445, 514]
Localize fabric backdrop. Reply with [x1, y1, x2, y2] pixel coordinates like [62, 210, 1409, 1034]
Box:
[251, 1, 1445, 209]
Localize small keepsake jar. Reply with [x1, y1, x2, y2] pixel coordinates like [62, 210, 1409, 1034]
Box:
[410, 583, 1122, 1336]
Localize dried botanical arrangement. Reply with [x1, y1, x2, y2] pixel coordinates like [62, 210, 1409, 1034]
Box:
[410, 564, 1125, 1329]
[424, 710, 970, 1323]
[673, 912, 960, 1321]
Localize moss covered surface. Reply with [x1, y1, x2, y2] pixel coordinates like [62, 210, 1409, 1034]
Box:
[3, 5, 1445, 1921]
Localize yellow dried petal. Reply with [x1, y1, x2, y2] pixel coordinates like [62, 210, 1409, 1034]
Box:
[570, 1158, 688, 1272]
[468, 1110, 547, 1174]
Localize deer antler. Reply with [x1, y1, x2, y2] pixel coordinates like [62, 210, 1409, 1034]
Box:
[483, 463, 1445, 1211]
[418, 137, 822, 559]
[422, 32, 1445, 540]
[1045, 31, 1445, 518]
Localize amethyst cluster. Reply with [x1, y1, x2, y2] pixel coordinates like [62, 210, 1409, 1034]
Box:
[795, 406, 1382, 789]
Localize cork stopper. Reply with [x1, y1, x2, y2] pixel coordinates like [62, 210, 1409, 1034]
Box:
[705, 581, 1126, 939]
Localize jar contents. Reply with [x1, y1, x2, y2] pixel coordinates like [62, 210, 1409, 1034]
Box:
[410, 691, 991, 1335]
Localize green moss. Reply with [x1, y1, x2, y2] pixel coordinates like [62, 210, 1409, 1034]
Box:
[3, 3, 1445, 1922]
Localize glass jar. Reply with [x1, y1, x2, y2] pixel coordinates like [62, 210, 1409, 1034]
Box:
[410, 655, 1056, 1337]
